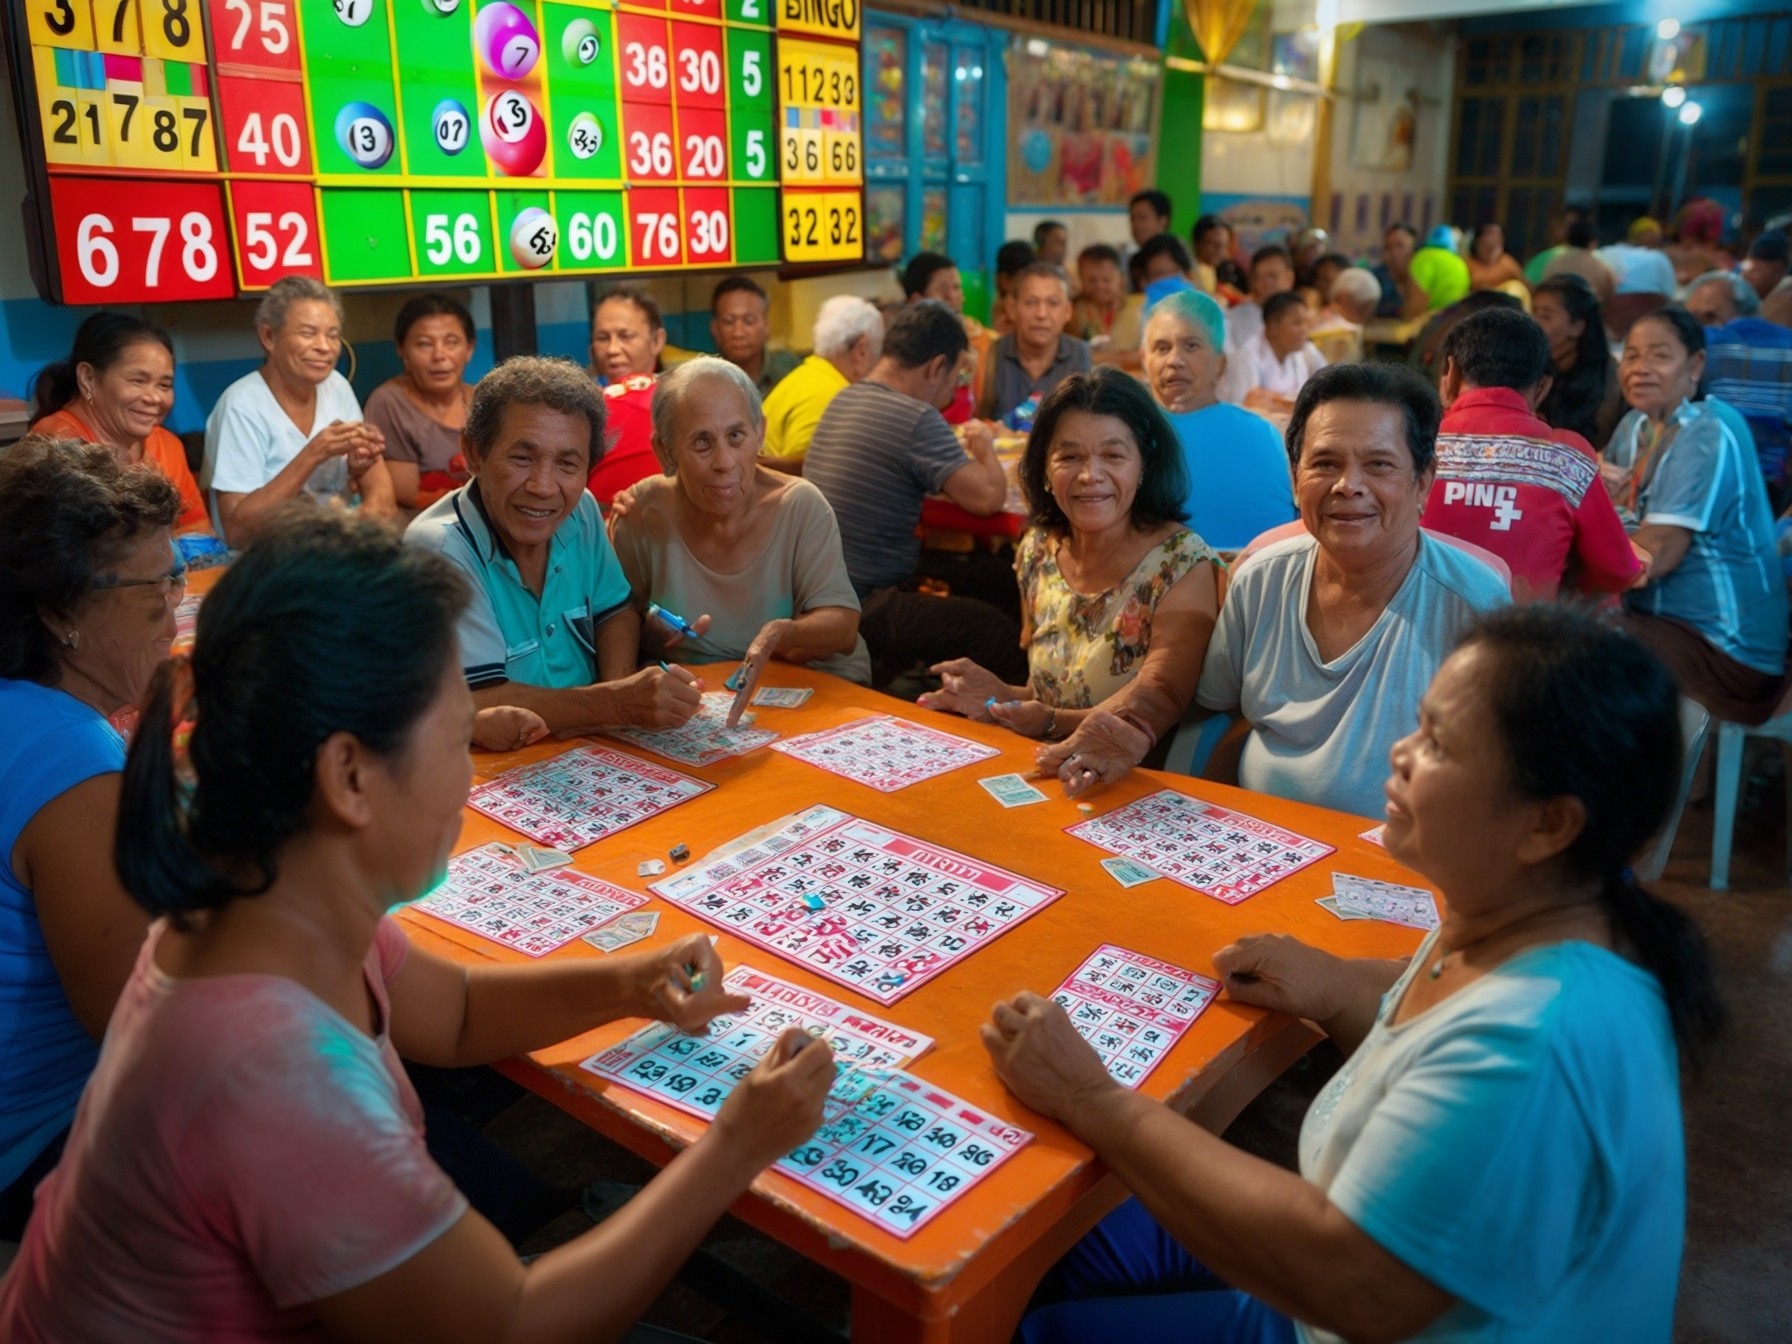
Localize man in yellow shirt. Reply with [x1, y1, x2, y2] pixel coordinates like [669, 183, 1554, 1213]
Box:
[759, 296, 884, 472]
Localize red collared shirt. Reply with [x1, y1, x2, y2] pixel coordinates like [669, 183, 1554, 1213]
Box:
[1427, 385, 1640, 603]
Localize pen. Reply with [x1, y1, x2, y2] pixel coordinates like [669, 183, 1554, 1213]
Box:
[647, 602, 696, 637]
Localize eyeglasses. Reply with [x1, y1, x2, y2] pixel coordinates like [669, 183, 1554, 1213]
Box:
[91, 563, 188, 600]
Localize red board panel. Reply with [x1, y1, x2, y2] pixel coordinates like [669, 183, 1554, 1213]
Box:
[678, 106, 727, 179]
[227, 179, 322, 289]
[682, 185, 730, 265]
[615, 14, 672, 102]
[216, 74, 312, 176]
[206, 0, 303, 72]
[621, 100, 675, 181]
[48, 175, 235, 303]
[629, 185, 684, 266]
[669, 19, 725, 111]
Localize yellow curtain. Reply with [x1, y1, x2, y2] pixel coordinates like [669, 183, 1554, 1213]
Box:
[1183, 0, 1260, 67]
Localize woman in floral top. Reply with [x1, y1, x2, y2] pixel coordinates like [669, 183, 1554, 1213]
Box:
[921, 369, 1220, 794]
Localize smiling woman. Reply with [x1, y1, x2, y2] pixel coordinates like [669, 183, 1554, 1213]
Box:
[363, 294, 479, 511]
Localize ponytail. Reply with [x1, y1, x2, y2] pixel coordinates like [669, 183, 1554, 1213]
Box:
[31, 359, 79, 422]
[1599, 870, 1724, 1064]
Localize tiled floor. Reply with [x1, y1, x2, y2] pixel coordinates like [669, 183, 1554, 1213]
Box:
[495, 789, 1792, 1343]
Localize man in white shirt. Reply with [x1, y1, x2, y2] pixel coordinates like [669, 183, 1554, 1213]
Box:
[1222, 291, 1327, 412]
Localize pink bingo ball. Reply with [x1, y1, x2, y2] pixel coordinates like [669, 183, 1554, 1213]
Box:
[474, 2, 540, 79]
[481, 89, 547, 175]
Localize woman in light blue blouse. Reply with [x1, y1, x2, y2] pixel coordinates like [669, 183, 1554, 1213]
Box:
[982, 605, 1717, 1344]
[0, 436, 180, 1237]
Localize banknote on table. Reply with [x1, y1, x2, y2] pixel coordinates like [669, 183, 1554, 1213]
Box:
[978, 773, 1047, 807]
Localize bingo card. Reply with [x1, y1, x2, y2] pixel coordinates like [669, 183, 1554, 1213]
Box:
[469, 743, 711, 851]
[1049, 945, 1220, 1088]
[581, 967, 1030, 1237]
[652, 805, 1063, 1004]
[415, 842, 648, 956]
[605, 691, 779, 768]
[1068, 789, 1333, 904]
[769, 715, 1000, 792]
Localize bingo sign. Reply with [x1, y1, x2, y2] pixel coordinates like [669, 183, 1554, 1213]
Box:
[4, 0, 863, 302]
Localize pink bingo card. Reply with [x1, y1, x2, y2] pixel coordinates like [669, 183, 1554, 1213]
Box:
[1067, 789, 1334, 904]
[414, 844, 649, 957]
[769, 715, 1000, 792]
[1049, 945, 1220, 1088]
[468, 743, 712, 851]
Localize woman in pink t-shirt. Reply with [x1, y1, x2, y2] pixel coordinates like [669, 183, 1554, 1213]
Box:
[0, 511, 835, 1344]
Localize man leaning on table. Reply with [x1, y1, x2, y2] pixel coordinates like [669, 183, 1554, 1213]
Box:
[406, 356, 703, 733]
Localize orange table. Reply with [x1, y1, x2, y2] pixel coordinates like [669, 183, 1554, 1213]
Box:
[398, 666, 1427, 1343]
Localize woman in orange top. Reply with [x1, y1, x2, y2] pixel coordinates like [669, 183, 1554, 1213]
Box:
[30, 314, 208, 533]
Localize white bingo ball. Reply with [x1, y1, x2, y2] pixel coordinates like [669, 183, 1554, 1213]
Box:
[332, 0, 373, 26]
[509, 207, 557, 269]
[486, 89, 536, 144]
[426, 0, 458, 12]
[566, 110, 603, 159]
[334, 102, 394, 169]
[431, 99, 470, 155]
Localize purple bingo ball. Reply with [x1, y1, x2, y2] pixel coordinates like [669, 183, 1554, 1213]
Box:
[474, 1, 541, 80]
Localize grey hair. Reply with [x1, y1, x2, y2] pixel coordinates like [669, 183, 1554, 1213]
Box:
[650, 356, 764, 473]
[812, 296, 884, 361]
[255, 275, 342, 334]
[1688, 269, 1760, 318]
[1329, 267, 1384, 307]
[463, 356, 606, 467]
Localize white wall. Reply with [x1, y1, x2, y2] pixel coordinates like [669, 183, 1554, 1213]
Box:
[1199, 0, 1322, 205]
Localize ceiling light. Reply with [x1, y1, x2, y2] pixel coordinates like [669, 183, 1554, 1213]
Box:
[1661, 85, 1687, 108]
[1657, 18, 1680, 41]
[1678, 100, 1702, 125]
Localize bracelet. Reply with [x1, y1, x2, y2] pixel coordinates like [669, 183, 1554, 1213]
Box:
[1042, 707, 1059, 741]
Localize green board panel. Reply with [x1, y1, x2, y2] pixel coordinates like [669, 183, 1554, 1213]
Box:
[301, 0, 401, 177]
[409, 189, 497, 276]
[553, 189, 628, 273]
[723, 0, 771, 29]
[725, 26, 772, 110]
[319, 188, 413, 282]
[730, 114, 775, 184]
[732, 186, 778, 265]
[389, 0, 484, 179]
[493, 188, 555, 274]
[541, 4, 623, 182]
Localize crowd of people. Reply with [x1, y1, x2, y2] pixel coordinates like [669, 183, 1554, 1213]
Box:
[0, 182, 1775, 1340]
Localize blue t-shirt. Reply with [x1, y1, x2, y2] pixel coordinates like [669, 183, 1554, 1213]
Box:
[1164, 403, 1297, 551]
[0, 679, 124, 1188]
[1298, 936, 1684, 1343]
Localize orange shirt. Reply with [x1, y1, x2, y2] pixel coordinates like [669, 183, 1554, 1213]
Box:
[29, 407, 209, 533]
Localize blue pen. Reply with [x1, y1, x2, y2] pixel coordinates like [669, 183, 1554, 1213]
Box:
[647, 602, 697, 637]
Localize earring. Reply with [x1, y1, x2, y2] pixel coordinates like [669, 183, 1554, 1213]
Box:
[63, 631, 80, 651]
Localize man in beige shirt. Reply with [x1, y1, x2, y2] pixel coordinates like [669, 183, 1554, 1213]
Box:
[1543, 219, 1617, 305]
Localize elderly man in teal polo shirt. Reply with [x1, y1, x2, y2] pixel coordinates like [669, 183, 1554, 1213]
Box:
[408, 356, 703, 732]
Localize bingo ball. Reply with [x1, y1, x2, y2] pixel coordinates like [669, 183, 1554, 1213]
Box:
[475, 1, 540, 79]
[335, 102, 394, 169]
[566, 110, 603, 160]
[332, 0, 372, 25]
[561, 17, 600, 67]
[509, 207, 558, 269]
[480, 90, 546, 175]
[424, 0, 459, 11]
[431, 99, 470, 156]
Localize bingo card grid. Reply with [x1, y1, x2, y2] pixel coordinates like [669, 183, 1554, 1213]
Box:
[581, 969, 1031, 1238]
[1050, 945, 1221, 1088]
[414, 842, 648, 956]
[604, 690, 779, 767]
[768, 715, 1000, 792]
[652, 806, 1064, 1004]
[468, 742, 712, 851]
[1067, 789, 1335, 904]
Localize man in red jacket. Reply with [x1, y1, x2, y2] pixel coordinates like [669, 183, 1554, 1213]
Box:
[1427, 307, 1647, 603]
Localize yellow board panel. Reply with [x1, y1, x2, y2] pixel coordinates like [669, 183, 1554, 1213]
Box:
[772, 0, 858, 44]
[141, 95, 187, 174]
[74, 90, 112, 165]
[106, 85, 154, 171]
[178, 96, 217, 173]
[781, 123, 821, 184]
[90, 0, 141, 56]
[140, 0, 207, 64]
[781, 189, 857, 264]
[39, 85, 90, 168]
[26, 0, 96, 51]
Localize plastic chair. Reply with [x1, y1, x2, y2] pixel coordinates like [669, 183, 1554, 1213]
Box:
[1709, 684, 1792, 889]
[1635, 697, 1710, 882]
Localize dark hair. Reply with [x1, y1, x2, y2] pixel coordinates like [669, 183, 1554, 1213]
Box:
[1033, 220, 1066, 247]
[901, 251, 957, 299]
[1315, 251, 1351, 273]
[1747, 230, 1789, 266]
[464, 355, 607, 467]
[1533, 275, 1612, 446]
[1456, 605, 1723, 1062]
[393, 293, 475, 346]
[1078, 243, 1123, 270]
[33, 312, 175, 421]
[594, 285, 664, 332]
[1251, 244, 1293, 273]
[1445, 308, 1551, 392]
[118, 511, 471, 927]
[1130, 189, 1172, 220]
[996, 240, 1037, 278]
[1286, 362, 1439, 477]
[710, 274, 768, 312]
[1630, 305, 1706, 359]
[1136, 233, 1193, 275]
[1013, 261, 1069, 294]
[1386, 222, 1419, 243]
[1022, 368, 1189, 533]
[1472, 220, 1505, 244]
[1566, 218, 1598, 249]
[1262, 291, 1307, 326]
[882, 301, 968, 370]
[1191, 214, 1230, 244]
[0, 436, 182, 685]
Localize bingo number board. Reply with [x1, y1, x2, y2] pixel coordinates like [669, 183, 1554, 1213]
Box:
[5, 0, 864, 303]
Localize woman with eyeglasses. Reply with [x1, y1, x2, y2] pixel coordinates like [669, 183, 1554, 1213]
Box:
[0, 436, 183, 1240]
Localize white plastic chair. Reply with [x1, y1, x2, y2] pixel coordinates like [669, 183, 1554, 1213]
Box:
[1709, 686, 1792, 889]
[1635, 697, 1710, 882]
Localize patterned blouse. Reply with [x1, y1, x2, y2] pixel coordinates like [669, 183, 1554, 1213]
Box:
[1016, 526, 1219, 709]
